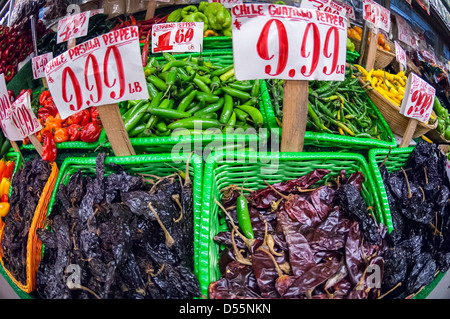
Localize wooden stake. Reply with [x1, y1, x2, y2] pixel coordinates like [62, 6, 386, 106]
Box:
[399, 118, 418, 147]
[365, 29, 378, 72]
[145, 0, 157, 20]
[280, 81, 309, 152]
[97, 103, 136, 156]
[28, 134, 42, 156]
[10, 141, 25, 163]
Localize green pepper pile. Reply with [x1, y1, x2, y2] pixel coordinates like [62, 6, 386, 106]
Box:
[433, 97, 450, 140]
[121, 52, 264, 138]
[268, 67, 383, 139]
[167, 1, 232, 36]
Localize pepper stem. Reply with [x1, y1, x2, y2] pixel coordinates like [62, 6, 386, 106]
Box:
[148, 202, 175, 248]
[263, 180, 289, 201]
[400, 167, 412, 199]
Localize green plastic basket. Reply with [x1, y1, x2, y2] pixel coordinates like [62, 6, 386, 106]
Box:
[46, 152, 203, 285]
[21, 128, 107, 151]
[199, 151, 386, 298]
[0, 152, 34, 299]
[104, 51, 270, 154]
[260, 80, 397, 151]
[203, 36, 232, 51]
[368, 146, 446, 299]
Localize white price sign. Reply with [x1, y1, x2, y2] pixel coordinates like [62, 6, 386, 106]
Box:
[32, 52, 53, 79]
[399, 73, 435, 123]
[151, 22, 204, 53]
[10, 91, 42, 138]
[363, 0, 390, 33]
[57, 11, 91, 44]
[231, 4, 347, 81]
[335, 1, 356, 20]
[396, 14, 417, 49]
[0, 74, 25, 141]
[45, 26, 149, 120]
[394, 41, 407, 70]
[208, 0, 242, 9]
[300, 0, 346, 16]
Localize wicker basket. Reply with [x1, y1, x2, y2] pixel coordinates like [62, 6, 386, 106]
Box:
[357, 77, 437, 139]
[0, 161, 58, 294]
[425, 128, 450, 144]
[349, 36, 396, 70]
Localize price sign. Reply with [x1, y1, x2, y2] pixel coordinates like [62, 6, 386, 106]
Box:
[301, 0, 346, 16]
[396, 14, 417, 49]
[394, 41, 407, 70]
[10, 91, 42, 138]
[151, 22, 204, 53]
[362, 0, 390, 32]
[399, 73, 435, 123]
[32, 52, 53, 79]
[208, 0, 242, 9]
[0, 74, 24, 141]
[45, 25, 149, 120]
[57, 11, 91, 44]
[231, 3, 347, 81]
[334, 1, 356, 19]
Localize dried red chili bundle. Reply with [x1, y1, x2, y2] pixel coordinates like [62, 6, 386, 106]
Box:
[209, 169, 388, 299]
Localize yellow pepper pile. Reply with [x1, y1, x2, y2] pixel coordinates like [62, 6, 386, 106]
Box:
[355, 65, 407, 107]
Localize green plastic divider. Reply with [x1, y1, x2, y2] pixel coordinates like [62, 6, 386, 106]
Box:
[260, 79, 398, 151]
[346, 50, 360, 63]
[203, 36, 232, 51]
[46, 152, 204, 289]
[21, 128, 107, 151]
[199, 151, 385, 298]
[104, 51, 270, 154]
[0, 152, 34, 299]
[368, 146, 446, 299]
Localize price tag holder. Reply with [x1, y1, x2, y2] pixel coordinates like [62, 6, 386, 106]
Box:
[45, 25, 148, 156]
[394, 41, 407, 71]
[300, 0, 346, 16]
[232, 3, 347, 152]
[362, 0, 390, 33]
[32, 52, 53, 79]
[57, 11, 91, 44]
[0, 74, 24, 142]
[208, 0, 243, 9]
[232, 4, 347, 81]
[399, 73, 435, 147]
[151, 22, 204, 53]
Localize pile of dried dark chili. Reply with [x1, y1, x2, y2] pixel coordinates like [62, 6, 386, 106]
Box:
[1, 157, 52, 285]
[209, 169, 388, 299]
[36, 153, 200, 299]
[379, 141, 450, 298]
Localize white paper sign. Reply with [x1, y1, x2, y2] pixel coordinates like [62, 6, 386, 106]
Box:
[45, 26, 149, 120]
[57, 11, 91, 44]
[208, 0, 243, 9]
[363, 0, 391, 32]
[232, 4, 347, 81]
[10, 91, 42, 138]
[399, 73, 436, 123]
[0, 74, 25, 141]
[394, 41, 407, 70]
[300, 0, 346, 16]
[396, 14, 417, 49]
[151, 22, 204, 53]
[32, 52, 53, 79]
[335, 1, 356, 19]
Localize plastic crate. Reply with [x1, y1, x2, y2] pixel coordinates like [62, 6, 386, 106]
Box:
[199, 151, 385, 298]
[104, 51, 270, 154]
[46, 152, 203, 280]
[368, 146, 446, 299]
[203, 36, 232, 51]
[260, 80, 397, 151]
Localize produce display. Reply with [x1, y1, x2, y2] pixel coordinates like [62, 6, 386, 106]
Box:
[0, 0, 449, 302]
[35, 153, 200, 299]
[209, 169, 387, 299]
[122, 52, 263, 138]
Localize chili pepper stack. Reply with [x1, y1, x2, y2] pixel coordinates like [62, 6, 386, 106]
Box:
[0, 159, 15, 218]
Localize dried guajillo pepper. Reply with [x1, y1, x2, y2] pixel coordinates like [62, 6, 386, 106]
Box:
[209, 169, 387, 299]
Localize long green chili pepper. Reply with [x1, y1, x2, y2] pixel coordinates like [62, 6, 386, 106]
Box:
[236, 179, 254, 239]
[194, 97, 225, 117]
[177, 90, 198, 112]
[219, 94, 234, 124]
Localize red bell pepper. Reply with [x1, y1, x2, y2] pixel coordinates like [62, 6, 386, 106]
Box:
[79, 109, 91, 126]
[41, 131, 57, 162]
[4, 65, 14, 82]
[7, 90, 15, 103]
[90, 107, 101, 124]
[39, 90, 51, 105]
[2, 45, 15, 61]
[67, 124, 81, 141]
[80, 122, 102, 143]
[4, 161, 14, 180]
[1, 194, 8, 203]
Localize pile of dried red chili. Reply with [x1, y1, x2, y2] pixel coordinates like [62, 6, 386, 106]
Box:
[209, 169, 388, 299]
[23, 90, 103, 162]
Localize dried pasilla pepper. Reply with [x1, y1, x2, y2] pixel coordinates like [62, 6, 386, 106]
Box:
[67, 124, 81, 141]
[80, 122, 102, 143]
[36, 153, 200, 299]
[41, 131, 57, 162]
[209, 169, 387, 299]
